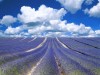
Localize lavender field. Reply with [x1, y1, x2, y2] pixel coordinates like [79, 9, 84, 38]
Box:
[0, 37, 100, 75]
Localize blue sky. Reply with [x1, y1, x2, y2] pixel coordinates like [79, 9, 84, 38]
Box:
[0, 0, 100, 37]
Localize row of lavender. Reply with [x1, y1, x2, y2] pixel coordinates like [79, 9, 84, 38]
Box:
[0, 37, 100, 75]
[57, 37, 100, 75]
[0, 37, 47, 75]
[0, 37, 44, 53]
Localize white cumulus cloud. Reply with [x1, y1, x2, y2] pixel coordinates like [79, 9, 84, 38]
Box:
[84, 0, 100, 18]
[0, 15, 17, 26]
[56, 0, 84, 14]
[95, 30, 100, 35]
[25, 18, 96, 37]
[18, 5, 66, 23]
[0, 4, 100, 37]
[5, 26, 24, 34]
